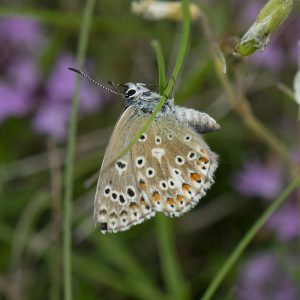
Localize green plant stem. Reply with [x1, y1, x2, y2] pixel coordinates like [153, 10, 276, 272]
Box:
[156, 215, 187, 300]
[151, 40, 167, 93]
[200, 175, 300, 300]
[152, 39, 187, 299]
[63, 1, 95, 300]
[106, 0, 190, 170]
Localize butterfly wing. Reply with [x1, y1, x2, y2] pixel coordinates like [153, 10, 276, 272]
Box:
[94, 107, 157, 233]
[131, 114, 218, 218]
[95, 107, 218, 233]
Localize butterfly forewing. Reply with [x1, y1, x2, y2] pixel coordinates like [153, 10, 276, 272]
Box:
[95, 107, 218, 233]
[94, 107, 156, 233]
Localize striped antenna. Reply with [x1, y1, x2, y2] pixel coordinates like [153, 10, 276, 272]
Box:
[68, 67, 122, 96]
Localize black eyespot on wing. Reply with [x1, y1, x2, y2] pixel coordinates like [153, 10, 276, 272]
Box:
[100, 223, 107, 231]
[117, 161, 126, 169]
[127, 187, 135, 197]
[119, 194, 126, 203]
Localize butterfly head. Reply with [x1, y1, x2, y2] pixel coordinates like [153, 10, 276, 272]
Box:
[120, 83, 163, 113]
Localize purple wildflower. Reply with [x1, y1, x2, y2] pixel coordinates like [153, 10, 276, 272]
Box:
[7, 57, 40, 92]
[0, 83, 31, 122]
[32, 53, 108, 141]
[32, 102, 70, 141]
[235, 0, 265, 27]
[266, 199, 300, 241]
[249, 42, 285, 71]
[236, 252, 300, 300]
[0, 16, 43, 122]
[0, 17, 44, 51]
[232, 159, 283, 200]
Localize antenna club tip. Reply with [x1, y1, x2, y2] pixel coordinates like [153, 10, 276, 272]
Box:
[68, 67, 82, 74]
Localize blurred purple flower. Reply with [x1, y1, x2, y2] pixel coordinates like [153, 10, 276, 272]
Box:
[235, 0, 264, 27]
[7, 57, 39, 92]
[0, 83, 31, 122]
[266, 200, 300, 241]
[237, 252, 299, 300]
[32, 53, 108, 141]
[232, 160, 283, 200]
[0, 17, 44, 51]
[32, 102, 70, 141]
[47, 54, 102, 113]
[0, 16, 43, 123]
[249, 43, 285, 71]
[0, 17, 108, 141]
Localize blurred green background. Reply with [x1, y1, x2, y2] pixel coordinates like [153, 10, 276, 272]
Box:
[1, 0, 300, 299]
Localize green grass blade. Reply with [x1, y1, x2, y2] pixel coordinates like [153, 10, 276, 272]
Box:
[151, 40, 167, 93]
[63, 1, 96, 300]
[156, 215, 189, 300]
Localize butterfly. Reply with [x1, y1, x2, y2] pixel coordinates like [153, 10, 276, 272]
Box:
[93, 82, 220, 233]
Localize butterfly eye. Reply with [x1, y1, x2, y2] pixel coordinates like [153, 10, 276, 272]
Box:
[126, 89, 136, 98]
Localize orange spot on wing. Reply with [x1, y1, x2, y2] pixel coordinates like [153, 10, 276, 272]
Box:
[176, 195, 184, 202]
[182, 183, 191, 192]
[139, 180, 146, 190]
[191, 173, 201, 181]
[129, 202, 138, 209]
[152, 191, 161, 202]
[199, 157, 209, 163]
[166, 198, 175, 206]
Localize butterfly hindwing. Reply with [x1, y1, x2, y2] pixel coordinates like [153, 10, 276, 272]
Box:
[132, 115, 218, 217]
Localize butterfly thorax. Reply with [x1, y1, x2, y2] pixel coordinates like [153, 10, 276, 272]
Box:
[122, 82, 174, 115]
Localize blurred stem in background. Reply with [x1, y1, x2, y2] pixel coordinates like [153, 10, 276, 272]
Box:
[63, 0, 95, 300]
[10, 192, 50, 300]
[201, 174, 300, 300]
[47, 139, 62, 300]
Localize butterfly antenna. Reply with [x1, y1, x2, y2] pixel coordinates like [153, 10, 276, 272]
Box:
[68, 67, 122, 96]
[108, 80, 122, 94]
